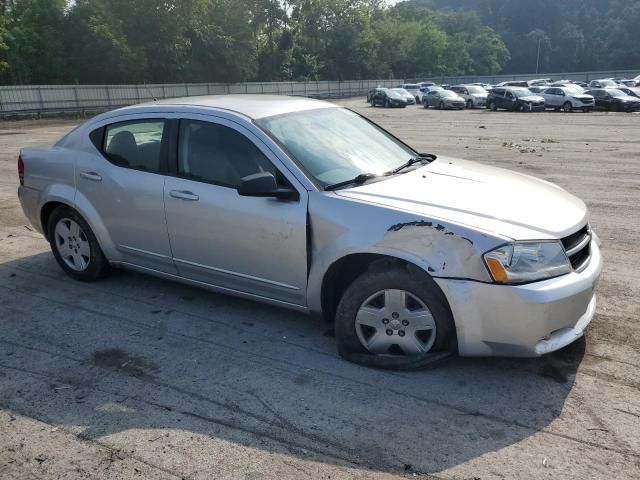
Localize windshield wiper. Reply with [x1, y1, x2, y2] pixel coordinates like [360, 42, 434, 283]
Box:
[392, 154, 436, 174]
[324, 173, 382, 191]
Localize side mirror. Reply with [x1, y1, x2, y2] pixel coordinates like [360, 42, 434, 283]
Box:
[238, 172, 298, 201]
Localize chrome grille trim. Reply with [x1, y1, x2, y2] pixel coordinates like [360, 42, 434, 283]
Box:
[561, 224, 592, 273]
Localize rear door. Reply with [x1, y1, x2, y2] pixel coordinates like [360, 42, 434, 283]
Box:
[163, 116, 309, 306]
[79, 117, 176, 273]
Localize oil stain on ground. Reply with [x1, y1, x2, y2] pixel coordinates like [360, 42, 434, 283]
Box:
[91, 348, 159, 379]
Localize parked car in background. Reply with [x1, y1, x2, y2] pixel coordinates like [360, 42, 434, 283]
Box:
[529, 78, 552, 86]
[391, 88, 417, 105]
[585, 88, 640, 112]
[371, 88, 408, 108]
[450, 85, 488, 108]
[540, 86, 595, 112]
[487, 87, 545, 112]
[617, 86, 640, 99]
[471, 82, 493, 90]
[367, 87, 383, 103]
[17, 94, 603, 368]
[528, 86, 546, 94]
[588, 79, 619, 89]
[634, 74, 640, 86]
[418, 81, 436, 88]
[417, 85, 444, 104]
[496, 81, 529, 88]
[423, 90, 466, 110]
[610, 78, 637, 87]
[401, 84, 422, 103]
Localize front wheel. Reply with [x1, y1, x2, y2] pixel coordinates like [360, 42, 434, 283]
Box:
[48, 206, 111, 281]
[563, 102, 573, 113]
[489, 101, 497, 111]
[439, 101, 445, 110]
[335, 263, 455, 370]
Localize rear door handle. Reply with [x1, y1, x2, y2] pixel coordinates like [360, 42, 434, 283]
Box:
[80, 171, 102, 182]
[169, 190, 199, 201]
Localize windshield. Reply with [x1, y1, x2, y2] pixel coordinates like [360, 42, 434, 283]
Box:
[600, 80, 617, 87]
[608, 89, 626, 97]
[392, 88, 409, 95]
[564, 85, 584, 94]
[403, 84, 419, 90]
[441, 90, 458, 98]
[511, 88, 534, 98]
[466, 86, 486, 94]
[256, 108, 417, 188]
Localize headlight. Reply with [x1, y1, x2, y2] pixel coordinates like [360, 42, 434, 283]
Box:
[484, 241, 572, 284]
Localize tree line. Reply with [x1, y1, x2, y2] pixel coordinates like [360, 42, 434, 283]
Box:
[0, 0, 637, 86]
[421, 0, 640, 74]
[0, 0, 509, 85]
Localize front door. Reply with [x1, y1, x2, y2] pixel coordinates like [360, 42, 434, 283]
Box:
[163, 117, 308, 306]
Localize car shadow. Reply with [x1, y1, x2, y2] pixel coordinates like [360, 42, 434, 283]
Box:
[0, 251, 585, 476]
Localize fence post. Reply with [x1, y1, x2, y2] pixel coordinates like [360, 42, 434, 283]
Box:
[37, 87, 45, 113]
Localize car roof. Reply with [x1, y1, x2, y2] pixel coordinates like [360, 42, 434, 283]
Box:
[116, 94, 337, 120]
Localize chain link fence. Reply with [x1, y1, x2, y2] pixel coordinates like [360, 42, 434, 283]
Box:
[1, 69, 638, 116]
[0, 80, 401, 116]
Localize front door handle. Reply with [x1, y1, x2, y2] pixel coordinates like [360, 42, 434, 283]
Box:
[169, 190, 199, 201]
[80, 171, 102, 182]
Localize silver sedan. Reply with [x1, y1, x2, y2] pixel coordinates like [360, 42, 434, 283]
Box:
[423, 90, 466, 110]
[18, 95, 602, 369]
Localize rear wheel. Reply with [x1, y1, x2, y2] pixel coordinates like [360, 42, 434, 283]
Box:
[489, 101, 497, 111]
[384, 99, 390, 108]
[335, 262, 455, 370]
[439, 101, 445, 110]
[47, 206, 111, 282]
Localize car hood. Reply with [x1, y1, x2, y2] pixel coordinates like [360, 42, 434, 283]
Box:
[335, 157, 588, 240]
[519, 95, 545, 102]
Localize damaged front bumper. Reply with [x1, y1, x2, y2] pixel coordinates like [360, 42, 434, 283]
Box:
[435, 240, 603, 357]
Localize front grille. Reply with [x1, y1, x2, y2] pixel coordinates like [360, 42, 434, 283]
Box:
[561, 224, 592, 272]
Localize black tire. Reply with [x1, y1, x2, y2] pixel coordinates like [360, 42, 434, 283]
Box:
[423, 99, 429, 109]
[439, 101, 445, 110]
[563, 102, 572, 113]
[384, 99, 390, 108]
[47, 205, 111, 282]
[334, 261, 455, 370]
[489, 101, 497, 111]
[611, 104, 619, 112]
[466, 100, 473, 109]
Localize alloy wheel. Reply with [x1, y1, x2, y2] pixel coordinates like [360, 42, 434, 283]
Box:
[54, 218, 91, 271]
[355, 289, 437, 356]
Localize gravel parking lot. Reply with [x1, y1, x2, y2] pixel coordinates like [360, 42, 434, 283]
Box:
[1, 99, 639, 480]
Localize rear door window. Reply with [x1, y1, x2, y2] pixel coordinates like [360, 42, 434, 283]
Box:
[103, 120, 167, 173]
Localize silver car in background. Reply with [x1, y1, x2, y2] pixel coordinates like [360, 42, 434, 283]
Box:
[450, 85, 488, 108]
[423, 90, 466, 109]
[18, 95, 602, 369]
[400, 83, 421, 103]
[540, 86, 595, 112]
